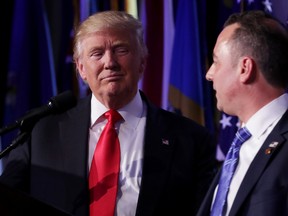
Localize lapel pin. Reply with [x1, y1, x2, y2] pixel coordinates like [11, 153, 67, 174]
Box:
[162, 139, 169, 145]
[265, 141, 279, 155]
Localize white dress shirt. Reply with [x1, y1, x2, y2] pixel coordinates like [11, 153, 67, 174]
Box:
[212, 93, 288, 216]
[89, 91, 147, 216]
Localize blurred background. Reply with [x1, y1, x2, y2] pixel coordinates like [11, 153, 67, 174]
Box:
[1, 0, 288, 165]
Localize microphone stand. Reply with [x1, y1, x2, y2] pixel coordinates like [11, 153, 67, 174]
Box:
[0, 108, 41, 136]
[0, 117, 38, 159]
[0, 132, 29, 159]
[0, 122, 19, 136]
[0, 90, 76, 159]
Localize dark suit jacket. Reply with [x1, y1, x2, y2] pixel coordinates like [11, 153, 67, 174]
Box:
[197, 110, 288, 216]
[0, 91, 217, 216]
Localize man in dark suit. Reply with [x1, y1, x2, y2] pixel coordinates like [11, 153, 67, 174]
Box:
[0, 11, 217, 216]
[198, 10, 288, 216]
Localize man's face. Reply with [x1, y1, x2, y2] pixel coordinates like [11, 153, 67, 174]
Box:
[206, 24, 241, 115]
[76, 28, 146, 106]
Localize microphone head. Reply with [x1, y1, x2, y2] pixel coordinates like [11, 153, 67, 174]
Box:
[49, 91, 77, 113]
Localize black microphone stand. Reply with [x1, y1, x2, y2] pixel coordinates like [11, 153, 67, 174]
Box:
[0, 90, 76, 159]
[0, 122, 19, 136]
[0, 117, 38, 159]
[0, 132, 29, 159]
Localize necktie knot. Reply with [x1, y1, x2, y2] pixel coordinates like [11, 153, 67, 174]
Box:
[105, 109, 122, 125]
[233, 126, 251, 148]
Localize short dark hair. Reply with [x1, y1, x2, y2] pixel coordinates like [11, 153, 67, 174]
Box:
[224, 10, 288, 89]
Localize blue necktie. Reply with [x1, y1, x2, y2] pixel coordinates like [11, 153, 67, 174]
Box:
[211, 127, 251, 216]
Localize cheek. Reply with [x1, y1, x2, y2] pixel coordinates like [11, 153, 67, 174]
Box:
[217, 76, 232, 93]
[217, 78, 238, 107]
[81, 61, 101, 79]
[214, 69, 234, 96]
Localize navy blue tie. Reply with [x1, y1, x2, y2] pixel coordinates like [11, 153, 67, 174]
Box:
[211, 127, 251, 216]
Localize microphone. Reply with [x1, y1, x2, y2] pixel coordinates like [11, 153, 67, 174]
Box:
[0, 91, 77, 135]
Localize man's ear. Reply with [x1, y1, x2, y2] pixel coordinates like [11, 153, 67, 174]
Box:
[75, 59, 87, 81]
[140, 58, 147, 74]
[239, 56, 255, 83]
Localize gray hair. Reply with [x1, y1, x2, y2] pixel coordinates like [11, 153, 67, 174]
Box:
[73, 10, 148, 61]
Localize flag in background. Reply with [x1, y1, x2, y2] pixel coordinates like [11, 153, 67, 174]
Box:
[125, 0, 138, 18]
[45, 0, 75, 95]
[0, 0, 78, 174]
[140, 0, 164, 107]
[216, 114, 240, 160]
[162, 0, 175, 110]
[216, 0, 288, 161]
[0, 0, 58, 172]
[2, 0, 57, 146]
[168, 0, 214, 133]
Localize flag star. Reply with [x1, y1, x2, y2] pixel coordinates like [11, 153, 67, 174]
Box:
[220, 114, 232, 130]
[237, 0, 254, 4]
[262, 0, 273, 13]
[236, 120, 241, 129]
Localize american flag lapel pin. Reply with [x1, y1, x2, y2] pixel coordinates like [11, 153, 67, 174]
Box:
[162, 138, 169, 146]
[265, 141, 279, 155]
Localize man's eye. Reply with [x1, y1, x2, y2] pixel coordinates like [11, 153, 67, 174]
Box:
[115, 47, 129, 55]
[91, 52, 103, 58]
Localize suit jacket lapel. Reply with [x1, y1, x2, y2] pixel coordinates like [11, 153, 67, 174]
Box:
[196, 170, 221, 216]
[230, 111, 288, 215]
[59, 96, 91, 178]
[136, 92, 175, 215]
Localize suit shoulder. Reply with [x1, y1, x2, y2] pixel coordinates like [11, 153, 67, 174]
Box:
[156, 108, 211, 134]
[34, 95, 90, 129]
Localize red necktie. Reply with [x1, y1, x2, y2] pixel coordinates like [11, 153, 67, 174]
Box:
[89, 109, 122, 216]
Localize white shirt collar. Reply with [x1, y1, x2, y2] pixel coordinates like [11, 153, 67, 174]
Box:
[90, 91, 144, 129]
[245, 93, 288, 139]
